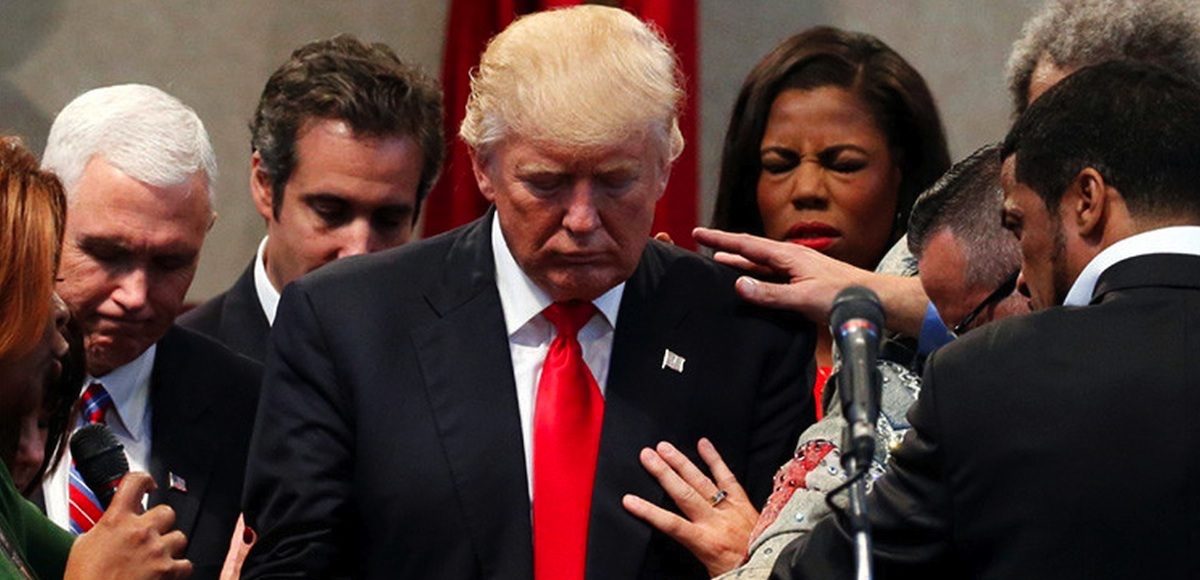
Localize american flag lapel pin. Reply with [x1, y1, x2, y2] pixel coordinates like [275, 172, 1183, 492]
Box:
[661, 349, 686, 373]
[168, 471, 188, 493]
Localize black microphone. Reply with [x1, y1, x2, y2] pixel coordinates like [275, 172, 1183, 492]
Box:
[830, 286, 885, 470]
[70, 424, 129, 509]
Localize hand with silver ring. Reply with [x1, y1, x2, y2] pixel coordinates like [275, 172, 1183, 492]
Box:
[710, 489, 729, 507]
[621, 438, 759, 577]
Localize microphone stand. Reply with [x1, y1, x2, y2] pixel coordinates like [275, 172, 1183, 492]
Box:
[836, 370, 878, 580]
[842, 453, 873, 580]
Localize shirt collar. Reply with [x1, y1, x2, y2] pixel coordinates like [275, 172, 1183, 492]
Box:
[254, 235, 280, 325]
[1063, 225, 1200, 306]
[491, 212, 624, 336]
[87, 343, 156, 441]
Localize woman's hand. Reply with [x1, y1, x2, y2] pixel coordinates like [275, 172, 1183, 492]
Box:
[65, 472, 192, 580]
[622, 438, 759, 577]
[219, 513, 255, 580]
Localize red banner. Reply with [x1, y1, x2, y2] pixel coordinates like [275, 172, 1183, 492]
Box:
[425, 0, 698, 249]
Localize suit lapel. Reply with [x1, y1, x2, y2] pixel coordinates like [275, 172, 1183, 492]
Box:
[217, 262, 271, 361]
[412, 212, 534, 577]
[588, 243, 694, 579]
[147, 328, 218, 542]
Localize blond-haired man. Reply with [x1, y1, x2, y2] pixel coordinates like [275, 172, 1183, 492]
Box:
[242, 7, 814, 579]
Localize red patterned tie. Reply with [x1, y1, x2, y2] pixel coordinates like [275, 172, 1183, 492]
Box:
[533, 301, 605, 580]
[68, 382, 114, 534]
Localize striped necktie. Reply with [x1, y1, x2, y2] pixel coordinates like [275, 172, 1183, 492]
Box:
[68, 382, 114, 535]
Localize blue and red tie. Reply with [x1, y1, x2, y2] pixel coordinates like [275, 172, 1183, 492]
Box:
[68, 382, 113, 535]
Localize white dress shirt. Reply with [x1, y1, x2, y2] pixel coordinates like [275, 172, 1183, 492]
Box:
[1063, 226, 1200, 306]
[254, 235, 281, 326]
[491, 214, 625, 498]
[43, 345, 156, 527]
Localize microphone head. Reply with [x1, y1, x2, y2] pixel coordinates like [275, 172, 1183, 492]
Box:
[830, 285, 885, 330]
[70, 424, 129, 509]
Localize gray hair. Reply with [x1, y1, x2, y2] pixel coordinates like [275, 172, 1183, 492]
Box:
[460, 5, 684, 165]
[42, 83, 216, 205]
[908, 143, 1018, 289]
[1007, 0, 1200, 114]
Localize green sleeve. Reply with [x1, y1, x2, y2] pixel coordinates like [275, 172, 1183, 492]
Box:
[0, 465, 71, 579]
[16, 499, 71, 580]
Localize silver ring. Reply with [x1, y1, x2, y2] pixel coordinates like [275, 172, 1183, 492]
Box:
[710, 489, 728, 507]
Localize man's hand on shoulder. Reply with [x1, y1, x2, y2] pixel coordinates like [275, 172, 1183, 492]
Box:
[693, 227, 928, 336]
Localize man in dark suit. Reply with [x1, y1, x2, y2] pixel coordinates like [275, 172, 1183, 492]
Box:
[241, 6, 815, 579]
[179, 35, 444, 362]
[39, 84, 261, 579]
[771, 61, 1200, 579]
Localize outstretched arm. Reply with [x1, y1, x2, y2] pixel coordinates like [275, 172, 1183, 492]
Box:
[692, 228, 928, 337]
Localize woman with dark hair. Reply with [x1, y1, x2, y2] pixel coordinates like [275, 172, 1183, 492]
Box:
[712, 26, 949, 412]
[623, 29, 949, 577]
[34, 313, 85, 497]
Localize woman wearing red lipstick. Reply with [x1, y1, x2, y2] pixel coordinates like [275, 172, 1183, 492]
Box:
[623, 29, 950, 576]
[712, 27, 950, 414]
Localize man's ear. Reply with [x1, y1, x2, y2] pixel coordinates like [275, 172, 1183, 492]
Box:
[655, 161, 672, 201]
[1067, 167, 1109, 238]
[250, 152, 276, 223]
[470, 149, 496, 203]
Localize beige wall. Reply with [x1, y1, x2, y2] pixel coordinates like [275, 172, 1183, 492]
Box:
[0, 0, 1041, 301]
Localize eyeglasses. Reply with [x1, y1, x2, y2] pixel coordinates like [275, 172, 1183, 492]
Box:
[952, 270, 1020, 336]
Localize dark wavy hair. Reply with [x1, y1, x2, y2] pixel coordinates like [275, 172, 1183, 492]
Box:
[30, 311, 85, 496]
[251, 34, 444, 221]
[1002, 59, 1200, 221]
[712, 27, 950, 251]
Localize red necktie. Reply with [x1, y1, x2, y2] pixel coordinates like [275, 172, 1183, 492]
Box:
[68, 382, 114, 534]
[533, 301, 605, 580]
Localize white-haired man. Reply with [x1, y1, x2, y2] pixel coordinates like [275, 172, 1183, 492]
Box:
[1007, 0, 1200, 114]
[241, 6, 814, 579]
[39, 84, 261, 579]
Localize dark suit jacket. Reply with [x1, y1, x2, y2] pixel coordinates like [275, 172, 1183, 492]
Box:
[772, 254, 1200, 579]
[242, 212, 816, 579]
[179, 260, 271, 362]
[148, 326, 262, 578]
